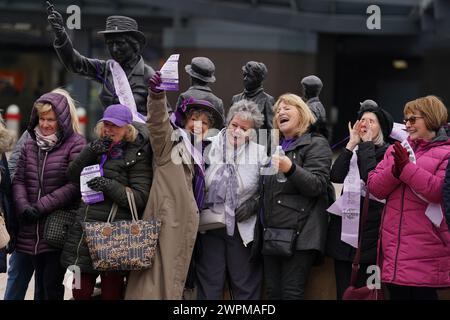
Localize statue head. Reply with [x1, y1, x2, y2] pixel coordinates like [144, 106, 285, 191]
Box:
[301, 75, 323, 100]
[242, 61, 268, 91]
[185, 57, 216, 84]
[98, 16, 146, 65]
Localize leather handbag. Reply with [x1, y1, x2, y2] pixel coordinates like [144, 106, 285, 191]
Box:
[342, 188, 385, 300]
[0, 209, 10, 250]
[82, 187, 161, 271]
[198, 205, 226, 232]
[44, 209, 77, 249]
[261, 227, 299, 257]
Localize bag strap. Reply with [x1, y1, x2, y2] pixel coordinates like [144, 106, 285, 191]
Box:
[107, 203, 118, 223]
[106, 187, 139, 223]
[349, 187, 371, 286]
[125, 187, 139, 222]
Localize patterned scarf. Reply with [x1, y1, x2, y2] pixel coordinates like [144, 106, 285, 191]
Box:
[34, 126, 58, 151]
[204, 130, 239, 236]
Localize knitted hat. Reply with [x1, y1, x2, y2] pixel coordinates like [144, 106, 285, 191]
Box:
[357, 99, 394, 140]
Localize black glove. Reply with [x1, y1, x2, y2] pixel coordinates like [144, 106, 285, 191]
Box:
[22, 207, 41, 225]
[235, 196, 259, 222]
[89, 136, 113, 155]
[87, 176, 113, 192]
[46, 1, 66, 39]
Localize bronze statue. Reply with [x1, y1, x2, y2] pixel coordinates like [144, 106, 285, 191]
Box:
[231, 61, 274, 130]
[176, 57, 225, 126]
[46, 2, 155, 117]
[301, 75, 326, 123]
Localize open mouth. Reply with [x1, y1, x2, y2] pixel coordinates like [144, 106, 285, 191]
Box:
[279, 116, 289, 125]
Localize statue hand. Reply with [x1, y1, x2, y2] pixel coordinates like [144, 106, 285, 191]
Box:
[46, 1, 65, 38]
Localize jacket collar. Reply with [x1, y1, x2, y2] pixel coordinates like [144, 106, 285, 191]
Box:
[243, 86, 264, 98]
[190, 85, 212, 92]
[127, 56, 145, 77]
[307, 97, 320, 104]
[123, 121, 149, 163]
[282, 133, 312, 152]
[407, 128, 450, 152]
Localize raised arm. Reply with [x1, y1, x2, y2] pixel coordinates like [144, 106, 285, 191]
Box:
[147, 71, 176, 165]
[47, 2, 105, 81]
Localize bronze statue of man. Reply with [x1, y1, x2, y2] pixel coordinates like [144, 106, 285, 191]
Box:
[301, 75, 326, 123]
[47, 2, 155, 117]
[231, 61, 274, 130]
[176, 57, 225, 126]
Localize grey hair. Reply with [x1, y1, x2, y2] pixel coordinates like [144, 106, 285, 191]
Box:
[226, 99, 264, 129]
[373, 130, 385, 147]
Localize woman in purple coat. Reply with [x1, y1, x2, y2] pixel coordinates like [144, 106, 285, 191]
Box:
[12, 88, 86, 300]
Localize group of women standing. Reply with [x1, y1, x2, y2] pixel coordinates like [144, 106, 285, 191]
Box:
[3, 69, 450, 301]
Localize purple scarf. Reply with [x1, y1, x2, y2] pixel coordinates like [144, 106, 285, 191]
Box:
[193, 139, 208, 211]
[280, 137, 296, 151]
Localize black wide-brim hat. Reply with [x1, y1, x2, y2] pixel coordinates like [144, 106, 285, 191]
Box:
[98, 16, 146, 47]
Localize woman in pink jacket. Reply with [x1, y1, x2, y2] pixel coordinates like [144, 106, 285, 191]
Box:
[368, 95, 450, 300]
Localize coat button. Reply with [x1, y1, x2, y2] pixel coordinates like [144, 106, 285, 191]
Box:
[126, 162, 130, 165]
[277, 200, 281, 204]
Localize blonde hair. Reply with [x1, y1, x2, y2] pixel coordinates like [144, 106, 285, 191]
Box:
[94, 122, 138, 142]
[273, 93, 315, 137]
[34, 88, 82, 135]
[404, 95, 448, 132]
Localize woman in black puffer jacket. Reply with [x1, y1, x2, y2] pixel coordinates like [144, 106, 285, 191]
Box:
[325, 100, 393, 300]
[61, 104, 153, 300]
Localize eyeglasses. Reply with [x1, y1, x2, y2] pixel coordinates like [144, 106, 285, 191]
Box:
[403, 115, 424, 125]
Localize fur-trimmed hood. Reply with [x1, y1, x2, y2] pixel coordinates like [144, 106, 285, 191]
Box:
[0, 122, 16, 154]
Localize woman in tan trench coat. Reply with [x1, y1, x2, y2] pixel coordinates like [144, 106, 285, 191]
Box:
[125, 72, 224, 299]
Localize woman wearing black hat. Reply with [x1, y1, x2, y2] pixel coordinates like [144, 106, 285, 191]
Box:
[125, 72, 225, 300]
[325, 100, 394, 300]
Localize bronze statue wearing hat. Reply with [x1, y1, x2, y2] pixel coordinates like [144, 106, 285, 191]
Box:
[231, 61, 274, 130]
[175, 57, 225, 126]
[46, 2, 155, 116]
[301, 75, 326, 123]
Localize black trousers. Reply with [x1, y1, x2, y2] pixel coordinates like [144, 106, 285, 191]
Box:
[334, 259, 372, 300]
[29, 251, 66, 300]
[263, 250, 316, 300]
[196, 228, 263, 300]
[386, 283, 438, 300]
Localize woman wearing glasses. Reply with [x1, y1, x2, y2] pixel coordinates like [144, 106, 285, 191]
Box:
[368, 95, 450, 300]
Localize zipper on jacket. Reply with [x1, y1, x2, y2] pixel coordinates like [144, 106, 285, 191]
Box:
[392, 186, 406, 281]
[35, 151, 48, 255]
[74, 205, 89, 266]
